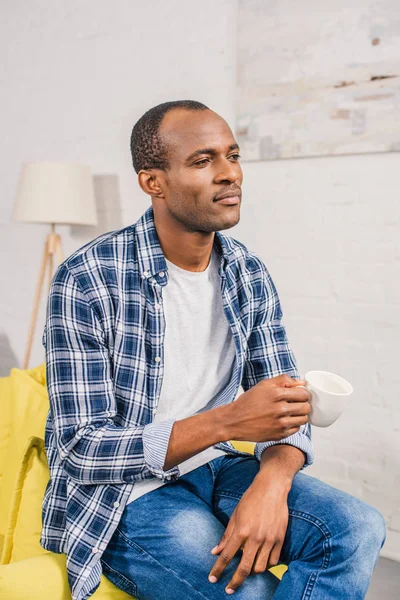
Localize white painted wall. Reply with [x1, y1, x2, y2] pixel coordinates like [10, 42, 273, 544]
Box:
[1, 0, 399, 561]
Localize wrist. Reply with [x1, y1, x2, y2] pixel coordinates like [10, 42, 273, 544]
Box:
[255, 445, 305, 492]
[213, 403, 235, 442]
[254, 467, 293, 494]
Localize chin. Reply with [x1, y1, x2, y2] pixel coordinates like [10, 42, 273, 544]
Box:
[217, 214, 241, 231]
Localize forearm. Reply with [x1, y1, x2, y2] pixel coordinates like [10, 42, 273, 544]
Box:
[254, 444, 306, 493]
[163, 404, 230, 470]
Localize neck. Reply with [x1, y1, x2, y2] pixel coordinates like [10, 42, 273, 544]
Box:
[152, 205, 215, 272]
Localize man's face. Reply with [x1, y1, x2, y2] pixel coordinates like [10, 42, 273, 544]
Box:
[155, 108, 243, 233]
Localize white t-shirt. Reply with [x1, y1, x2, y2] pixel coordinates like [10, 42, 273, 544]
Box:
[127, 244, 236, 504]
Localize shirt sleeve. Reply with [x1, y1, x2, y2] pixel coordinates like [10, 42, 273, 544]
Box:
[142, 418, 177, 472]
[241, 254, 315, 471]
[43, 262, 180, 485]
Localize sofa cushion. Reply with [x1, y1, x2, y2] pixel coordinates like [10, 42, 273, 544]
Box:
[0, 434, 137, 597]
[0, 436, 50, 565]
[0, 551, 133, 599]
[0, 364, 49, 535]
[229, 440, 256, 454]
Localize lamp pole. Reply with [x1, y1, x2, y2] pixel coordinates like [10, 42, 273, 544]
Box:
[23, 223, 64, 369]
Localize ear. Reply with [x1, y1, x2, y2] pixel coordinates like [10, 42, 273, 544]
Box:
[138, 169, 165, 199]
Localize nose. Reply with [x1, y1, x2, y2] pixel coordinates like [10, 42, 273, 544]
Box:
[214, 157, 242, 185]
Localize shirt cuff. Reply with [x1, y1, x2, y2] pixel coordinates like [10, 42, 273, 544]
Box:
[142, 418, 181, 482]
[254, 430, 315, 471]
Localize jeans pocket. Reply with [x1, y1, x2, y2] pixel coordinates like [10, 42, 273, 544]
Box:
[101, 558, 139, 598]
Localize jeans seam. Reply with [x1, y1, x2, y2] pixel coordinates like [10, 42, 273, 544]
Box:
[207, 458, 217, 486]
[101, 556, 139, 598]
[302, 537, 332, 600]
[112, 527, 218, 600]
[115, 526, 146, 554]
[286, 508, 332, 600]
[213, 490, 243, 501]
[287, 509, 333, 547]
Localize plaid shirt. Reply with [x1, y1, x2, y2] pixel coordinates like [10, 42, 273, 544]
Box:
[40, 205, 314, 600]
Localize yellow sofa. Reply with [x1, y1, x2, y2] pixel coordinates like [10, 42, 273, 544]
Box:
[0, 363, 288, 598]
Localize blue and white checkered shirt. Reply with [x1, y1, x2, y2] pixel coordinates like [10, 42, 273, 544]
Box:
[40, 205, 314, 600]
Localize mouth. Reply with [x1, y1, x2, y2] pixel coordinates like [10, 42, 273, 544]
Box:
[214, 195, 241, 205]
[214, 190, 241, 205]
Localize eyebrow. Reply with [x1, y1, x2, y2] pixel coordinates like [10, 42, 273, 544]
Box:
[185, 143, 240, 163]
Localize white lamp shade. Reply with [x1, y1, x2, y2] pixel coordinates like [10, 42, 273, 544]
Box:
[13, 162, 98, 226]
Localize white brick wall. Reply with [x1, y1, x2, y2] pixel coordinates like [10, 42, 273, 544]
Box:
[234, 153, 400, 561]
[1, 0, 398, 562]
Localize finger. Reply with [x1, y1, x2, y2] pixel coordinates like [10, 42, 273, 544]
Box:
[225, 541, 259, 594]
[286, 415, 310, 428]
[281, 386, 311, 403]
[208, 534, 243, 584]
[210, 537, 224, 555]
[286, 426, 306, 436]
[293, 385, 312, 402]
[282, 417, 308, 437]
[282, 401, 311, 417]
[211, 524, 232, 555]
[251, 541, 275, 575]
[277, 374, 306, 387]
[267, 541, 283, 570]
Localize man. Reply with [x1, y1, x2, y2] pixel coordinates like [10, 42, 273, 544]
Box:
[41, 100, 386, 600]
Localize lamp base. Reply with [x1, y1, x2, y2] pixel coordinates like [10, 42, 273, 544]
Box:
[23, 225, 64, 370]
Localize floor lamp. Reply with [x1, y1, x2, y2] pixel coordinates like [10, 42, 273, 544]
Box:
[12, 162, 98, 370]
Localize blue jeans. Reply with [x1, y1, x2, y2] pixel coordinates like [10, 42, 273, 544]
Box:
[100, 454, 386, 599]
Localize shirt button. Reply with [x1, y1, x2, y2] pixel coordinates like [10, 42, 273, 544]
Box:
[155, 303, 161, 310]
[159, 272, 165, 277]
[143, 271, 149, 278]
[154, 356, 161, 363]
[152, 408, 157, 414]
[92, 547, 99, 554]
[113, 501, 120, 508]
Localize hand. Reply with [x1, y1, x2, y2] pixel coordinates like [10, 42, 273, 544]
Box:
[208, 477, 289, 594]
[225, 374, 311, 443]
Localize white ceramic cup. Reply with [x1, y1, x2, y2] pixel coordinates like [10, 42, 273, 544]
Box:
[301, 370, 353, 427]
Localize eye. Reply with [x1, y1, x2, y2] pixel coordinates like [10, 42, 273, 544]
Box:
[194, 154, 241, 166]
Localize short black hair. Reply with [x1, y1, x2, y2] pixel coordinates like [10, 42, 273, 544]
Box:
[130, 100, 209, 173]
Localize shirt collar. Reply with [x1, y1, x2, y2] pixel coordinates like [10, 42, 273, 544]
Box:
[135, 205, 235, 283]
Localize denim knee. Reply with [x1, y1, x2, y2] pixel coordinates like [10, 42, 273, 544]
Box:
[365, 506, 386, 546]
[352, 503, 387, 548]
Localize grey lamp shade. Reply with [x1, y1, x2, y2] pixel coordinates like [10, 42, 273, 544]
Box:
[12, 162, 98, 226]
